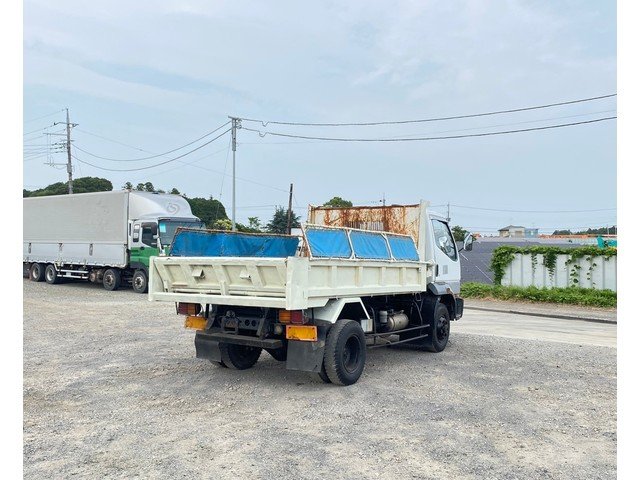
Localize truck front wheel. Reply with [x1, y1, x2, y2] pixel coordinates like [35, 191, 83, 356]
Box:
[422, 303, 450, 352]
[219, 343, 262, 370]
[324, 319, 366, 386]
[103, 268, 121, 291]
[29, 263, 45, 282]
[132, 270, 148, 294]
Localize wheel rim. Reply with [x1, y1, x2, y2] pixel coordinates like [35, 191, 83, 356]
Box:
[32, 266, 40, 279]
[342, 335, 362, 373]
[134, 274, 145, 290]
[104, 273, 114, 287]
[436, 315, 450, 342]
[46, 268, 54, 281]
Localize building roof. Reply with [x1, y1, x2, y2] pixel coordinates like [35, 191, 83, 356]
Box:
[498, 225, 525, 231]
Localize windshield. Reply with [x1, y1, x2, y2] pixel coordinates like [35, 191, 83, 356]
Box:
[158, 219, 205, 247]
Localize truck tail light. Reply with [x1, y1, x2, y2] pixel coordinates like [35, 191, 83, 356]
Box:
[279, 310, 305, 324]
[177, 302, 201, 316]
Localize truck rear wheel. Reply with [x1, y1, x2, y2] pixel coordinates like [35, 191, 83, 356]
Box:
[219, 343, 262, 370]
[266, 347, 287, 362]
[45, 264, 60, 284]
[132, 270, 148, 294]
[103, 268, 121, 291]
[317, 363, 331, 383]
[323, 319, 366, 386]
[29, 263, 45, 282]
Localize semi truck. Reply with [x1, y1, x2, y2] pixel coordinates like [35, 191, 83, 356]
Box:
[148, 201, 472, 385]
[23, 191, 204, 293]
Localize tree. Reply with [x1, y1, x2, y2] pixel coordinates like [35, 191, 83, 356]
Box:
[122, 182, 133, 190]
[246, 217, 262, 232]
[170, 187, 181, 195]
[451, 225, 469, 242]
[266, 206, 300, 234]
[186, 196, 228, 228]
[323, 196, 353, 208]
[24, 177, 113, 197]
[211, 219, 233, 230]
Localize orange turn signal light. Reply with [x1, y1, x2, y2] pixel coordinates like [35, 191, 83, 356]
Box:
[278, 310, 305, 324]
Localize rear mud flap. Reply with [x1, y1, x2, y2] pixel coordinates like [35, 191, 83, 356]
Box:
[286, 325, 328, 373]
[195, 332, 222, 363]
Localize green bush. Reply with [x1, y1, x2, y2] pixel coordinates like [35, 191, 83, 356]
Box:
[461, 282, 617, 308]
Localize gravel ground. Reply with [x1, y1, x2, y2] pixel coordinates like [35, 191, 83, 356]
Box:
[23, 280, 616, 479]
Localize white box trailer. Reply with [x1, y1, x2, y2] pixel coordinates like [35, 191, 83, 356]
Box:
[24, 191, 130, 267]
[24, 191, 203, 292]
[149, 201, 473, 385]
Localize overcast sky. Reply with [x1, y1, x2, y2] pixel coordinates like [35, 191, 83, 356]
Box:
[23, 0, 616, 233]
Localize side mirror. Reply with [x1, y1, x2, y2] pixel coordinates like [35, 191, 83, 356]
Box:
[463, 233, 473, 251]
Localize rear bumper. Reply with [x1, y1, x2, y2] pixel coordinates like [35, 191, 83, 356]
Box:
[195, 331, 283, 350]
[194, 326, 328, 373]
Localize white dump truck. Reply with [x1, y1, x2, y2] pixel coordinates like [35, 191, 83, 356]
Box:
[23, 191, 203, 292]
[149, 201, 472, 385]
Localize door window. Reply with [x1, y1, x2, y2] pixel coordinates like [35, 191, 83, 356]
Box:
[141, 223, 158, 247]
[432, 219, 457, 261]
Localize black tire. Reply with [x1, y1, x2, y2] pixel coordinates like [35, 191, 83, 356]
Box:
[103, 268, 121, 291]
[219, 343, 262, 370]
[323, 319, 366, 386]
[317, 363, 331, 383]
[44, 264, 60, 285]
[209, 360, 228, 368]
[132, 270, 148, 294]
[29, 263, 45, 282]
[266, 347, 287, 362]
[422, 303, 451, 353]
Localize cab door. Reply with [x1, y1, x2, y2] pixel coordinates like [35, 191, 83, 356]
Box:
[129, 221, 159, 269]
[430, 217, 461, 293]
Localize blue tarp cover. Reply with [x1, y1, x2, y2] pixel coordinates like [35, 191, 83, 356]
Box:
[169, 230, 298, 257]
[388, 235, 420, 261]
[306, 228, 352, 258]
[350, 231, 391, 259]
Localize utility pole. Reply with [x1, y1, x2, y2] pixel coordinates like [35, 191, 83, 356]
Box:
[228, 117, 241, 231]
[286, 183, 294, 234]
[447, 202, 451, 222]
[65, 108, 73, 194]
[51, 108, 77, 194]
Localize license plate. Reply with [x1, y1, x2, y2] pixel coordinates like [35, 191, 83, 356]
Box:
[285, 325, 317, 342]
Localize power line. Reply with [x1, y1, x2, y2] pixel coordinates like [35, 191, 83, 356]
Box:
[238, 109, 616, 145]
[243, 116, 616, 143]
[73, 121, 231, 161]
[23, 124, 57, 136]
[239, 94, 616, 127]
[450, 204, 616, 213]
[24, 109, 65, 124]
[71, 128, 231, 171]
[75, 128, 289, 194]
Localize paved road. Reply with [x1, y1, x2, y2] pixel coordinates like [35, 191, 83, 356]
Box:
[23, 280, 616, 479]
[457, 309, 616, 347]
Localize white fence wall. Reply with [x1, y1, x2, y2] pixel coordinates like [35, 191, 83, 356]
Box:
[501, 253, 617, 291]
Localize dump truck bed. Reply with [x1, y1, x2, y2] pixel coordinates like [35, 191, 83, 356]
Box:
[148, 255, 430, 310]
